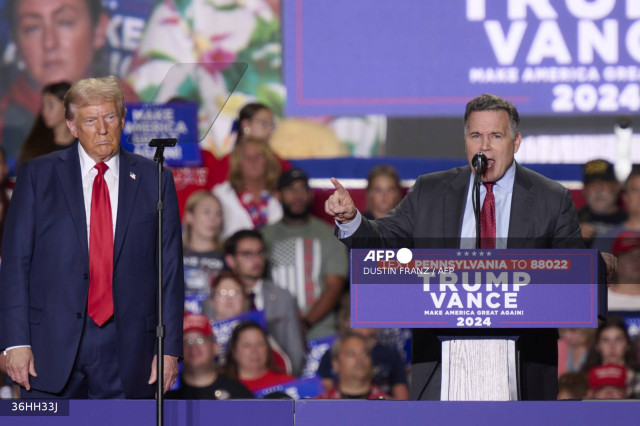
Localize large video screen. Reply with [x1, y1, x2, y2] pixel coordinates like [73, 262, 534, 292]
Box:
[285, 0, 640, 117]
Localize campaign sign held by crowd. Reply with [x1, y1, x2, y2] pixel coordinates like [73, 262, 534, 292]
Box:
[122, 102, 201, 167]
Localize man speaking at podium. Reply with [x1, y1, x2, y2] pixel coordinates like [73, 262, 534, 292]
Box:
[0, 76, 184, 398]
[325, 94, 612, 400]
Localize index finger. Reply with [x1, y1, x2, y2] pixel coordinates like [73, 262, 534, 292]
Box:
[10, 366, 29, 389]
[331, 177, 345, 192]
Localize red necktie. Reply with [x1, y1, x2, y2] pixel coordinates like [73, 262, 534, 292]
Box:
[88, 163, 114, 326]
[480, 182, 496, 249]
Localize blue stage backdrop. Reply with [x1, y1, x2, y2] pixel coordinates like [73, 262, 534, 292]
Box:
[285, 0, 640, 117]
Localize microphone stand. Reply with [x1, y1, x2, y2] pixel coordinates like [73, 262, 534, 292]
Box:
[473, 171, 482, 249]
[472, 152, 486, 249]
[149, 138, 177, 426]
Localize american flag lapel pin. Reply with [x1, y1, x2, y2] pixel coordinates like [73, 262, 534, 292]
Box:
[130, 171, 136, 180]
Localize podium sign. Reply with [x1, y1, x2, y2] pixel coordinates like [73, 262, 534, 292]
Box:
[351, 248, 600, 329]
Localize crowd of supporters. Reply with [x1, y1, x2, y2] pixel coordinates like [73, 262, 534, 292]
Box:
[1, 104, 640, 401]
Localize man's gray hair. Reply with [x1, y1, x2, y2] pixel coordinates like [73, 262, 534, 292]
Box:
[464, 93, 520, 138]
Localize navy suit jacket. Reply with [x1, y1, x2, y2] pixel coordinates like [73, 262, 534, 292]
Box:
[0, 144, 184, 397]
[341, 163, 586, 400]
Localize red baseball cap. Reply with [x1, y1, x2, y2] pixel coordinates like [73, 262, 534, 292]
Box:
[588, 364, 627, 391]
[183, 314, 214, 338]
[611, 232, 640, 256]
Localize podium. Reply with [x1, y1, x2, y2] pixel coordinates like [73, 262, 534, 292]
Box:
[440, 338, 516, 400]
[350, 248, 606, 401]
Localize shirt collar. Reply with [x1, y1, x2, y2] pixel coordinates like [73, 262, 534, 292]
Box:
[467, 160, 517, 194]
[252, 279, 264, 294]
[78, 143, 120, 178]
[495, 160, 516, 193]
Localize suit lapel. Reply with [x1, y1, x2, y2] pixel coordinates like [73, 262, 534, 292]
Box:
[442, 167, 470, 248]
[55, 144, 89, 264]
[508, 163, 534, 247]
[113, 150, 141, 266]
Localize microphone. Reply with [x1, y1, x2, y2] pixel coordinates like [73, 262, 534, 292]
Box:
[472, 152, 487, 176]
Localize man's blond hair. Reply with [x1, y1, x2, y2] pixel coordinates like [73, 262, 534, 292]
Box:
[64, 76, 126, 121]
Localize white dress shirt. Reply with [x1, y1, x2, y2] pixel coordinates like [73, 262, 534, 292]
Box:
[248, 279, 265, 311]
[460, 161, 516, 249]
[78, 143, 119, 242]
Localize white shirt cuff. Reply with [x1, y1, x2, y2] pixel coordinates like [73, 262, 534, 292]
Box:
[336, 210, 362, 239]
[2, 345, 31, 356]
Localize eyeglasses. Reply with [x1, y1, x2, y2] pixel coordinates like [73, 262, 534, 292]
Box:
[236, 250, 265, 258]
[252, 119, 276, 130]
[214, 289, 241, 299]
[184, 337, 213, 346]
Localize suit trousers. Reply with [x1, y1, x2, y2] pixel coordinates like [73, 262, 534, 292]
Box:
[21, 314, 125, 399]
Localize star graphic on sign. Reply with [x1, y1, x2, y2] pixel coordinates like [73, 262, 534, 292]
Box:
[456, 251, 462, 257]
[479, 251, 484, 256]
[464, 251, 469, 256]
[472, 251, 477, 256]
[486, 251, 492, 256]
